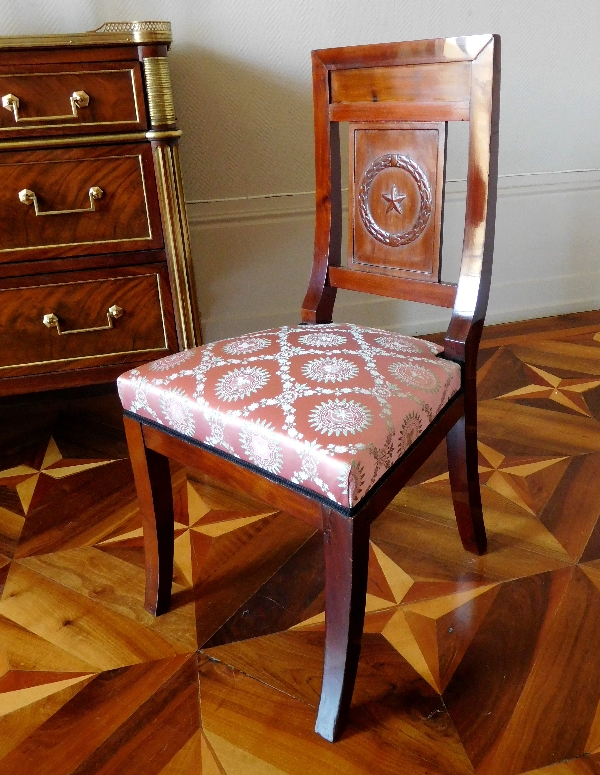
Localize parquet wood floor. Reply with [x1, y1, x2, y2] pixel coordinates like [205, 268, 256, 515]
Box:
[4, 312, 600, 773]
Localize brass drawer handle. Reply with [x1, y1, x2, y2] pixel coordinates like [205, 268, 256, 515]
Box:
[2, 90, 90, 123]
[43, 305, 123, 335]
[19, 186, 103, 216]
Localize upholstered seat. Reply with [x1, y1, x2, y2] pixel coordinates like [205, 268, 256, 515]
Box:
[118, 323, 461, 510]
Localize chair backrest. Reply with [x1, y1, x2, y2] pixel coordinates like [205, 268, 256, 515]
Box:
[302, 35, 500, 371]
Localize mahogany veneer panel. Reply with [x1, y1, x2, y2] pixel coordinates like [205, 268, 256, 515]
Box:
[349, 122, 445, 279]
[330, 61, 472, 105]
[0, 61, 146, 138]
[0, 264, 175, 379]
[0, 143, 162, 261]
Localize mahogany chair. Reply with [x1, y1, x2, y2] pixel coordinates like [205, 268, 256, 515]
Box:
[118, 35, 500, 742]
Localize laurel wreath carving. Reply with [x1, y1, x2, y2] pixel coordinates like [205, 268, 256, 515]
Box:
[358, 154, 432, 247]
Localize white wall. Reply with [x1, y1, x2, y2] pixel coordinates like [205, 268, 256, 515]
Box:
[5, 1, 600, 341]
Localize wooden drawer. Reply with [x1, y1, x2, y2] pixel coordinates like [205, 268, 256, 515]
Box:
[0, 143, 164, 262]
[0, 265, 177, 378]
[0, 61, 146, 137]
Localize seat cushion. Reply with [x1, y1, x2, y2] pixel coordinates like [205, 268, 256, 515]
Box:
[118, 323, 461, 509]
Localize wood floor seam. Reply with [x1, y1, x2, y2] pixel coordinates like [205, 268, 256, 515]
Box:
[200, 653, 319, 708]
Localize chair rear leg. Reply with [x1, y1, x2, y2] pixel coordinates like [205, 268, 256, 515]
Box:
[315, 508, 370, 742]
[124, 417, 175, 615]
[446, 397, 487, 555]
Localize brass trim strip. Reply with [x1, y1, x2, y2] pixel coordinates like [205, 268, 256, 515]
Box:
[0, 234, 152, 253]
[143, 57, 176, 127]
[0, 345, 168, 372]
[152, 142, 201, 349]
[0, 272, 168, 370]
[0, 116, 140, 135]
[0, 130, 181, 150]
[0, 21, 172, 49]
[146, 130, 182, 140]
[155, 262, 169, 346]
[0, 132, 146, 150]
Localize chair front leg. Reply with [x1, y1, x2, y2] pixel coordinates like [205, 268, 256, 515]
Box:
[315, 507, 370, 742]
[123, 417, 175, 616]
[446, 390, 487, 555]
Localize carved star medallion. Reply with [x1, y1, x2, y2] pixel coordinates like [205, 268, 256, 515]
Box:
[498, 364, 600, 416]
[381, 184, 406, 215]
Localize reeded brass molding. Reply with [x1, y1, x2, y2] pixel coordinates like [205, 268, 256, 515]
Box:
[0, 21, 172, 49]
[152, 142, 201, 348]
[143, 57, 176, 127]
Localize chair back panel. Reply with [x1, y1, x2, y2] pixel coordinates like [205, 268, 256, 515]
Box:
[348, 121, 446, 282]
[330, 60, 471, 109]
[302, 35, 500, 364]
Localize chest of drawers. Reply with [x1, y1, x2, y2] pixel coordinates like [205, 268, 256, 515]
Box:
[0, 21, 201, 395]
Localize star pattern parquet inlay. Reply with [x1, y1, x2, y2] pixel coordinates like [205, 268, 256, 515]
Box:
[3, 312, 600, 772]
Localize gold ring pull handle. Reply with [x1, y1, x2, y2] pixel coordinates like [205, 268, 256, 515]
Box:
[2, 90, 90, 123]
[19, 186, 103, 216]
[43, 305, 123, 335]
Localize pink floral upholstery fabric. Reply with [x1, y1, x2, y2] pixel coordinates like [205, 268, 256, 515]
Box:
[118, 324, 461, 509]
